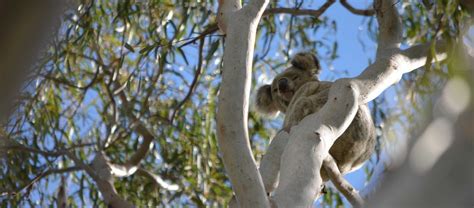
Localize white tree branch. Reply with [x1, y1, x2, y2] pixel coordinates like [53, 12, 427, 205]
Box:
[66, 151, 133, 208]
[259, 131, 289, 193]
[400, 40, 449, 72]
[216, 0, 270, 207]
[374, 0, 402, 54]
[323, 155, 364, 207]
[136, 168, 179, 191]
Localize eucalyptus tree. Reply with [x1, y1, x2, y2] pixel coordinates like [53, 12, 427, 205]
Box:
[0, 0, 471, 207]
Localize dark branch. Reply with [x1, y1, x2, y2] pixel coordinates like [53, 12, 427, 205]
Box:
[171, 38, 205, 123]
[179, 1, 336, 48]
[0, 167, 81, 197]
[340, 0, 375, 16]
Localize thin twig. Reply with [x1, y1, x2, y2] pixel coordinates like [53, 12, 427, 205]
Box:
[340, 0, 375, 16]
[0, 166, 81, 197]
[179, 1, 336, 48]
[170, 38, 205, 123]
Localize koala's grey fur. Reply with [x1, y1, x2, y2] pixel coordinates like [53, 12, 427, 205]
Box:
[256, 52, 376, 182]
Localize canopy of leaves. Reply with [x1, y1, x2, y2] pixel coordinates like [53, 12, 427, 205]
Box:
[0, 0, 469, 207]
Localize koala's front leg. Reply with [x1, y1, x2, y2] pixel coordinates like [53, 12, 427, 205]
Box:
[283, 97, 315, 132]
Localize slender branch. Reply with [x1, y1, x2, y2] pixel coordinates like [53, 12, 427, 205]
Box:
[136, 168, 179, 191]
[170, 38, 205, 122]
[118, 92, 155, 166]
[340, 0, 375, 16]
[64, 150, 100, 179]
[264, 0, 335, 17]
[180, 2, 336, 48]
[323, 155, 364, 207]
[56, 176, 67, 208]
[0, 167, 81, 197]
[3, 142, 95, 158]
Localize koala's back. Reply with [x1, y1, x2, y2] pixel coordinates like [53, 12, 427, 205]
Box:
[283, 81, 376, 180]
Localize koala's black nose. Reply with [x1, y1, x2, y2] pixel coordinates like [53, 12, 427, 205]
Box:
[278, 78, 289, 91]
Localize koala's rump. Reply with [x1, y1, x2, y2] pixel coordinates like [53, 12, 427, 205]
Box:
[329, 104, 376, 174]
[285, 81, 376, 180]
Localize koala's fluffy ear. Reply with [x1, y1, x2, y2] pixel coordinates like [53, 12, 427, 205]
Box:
[291, 52, 321, 76]
[255, 85, 279, 116]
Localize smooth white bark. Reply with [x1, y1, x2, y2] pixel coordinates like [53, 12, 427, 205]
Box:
[216, 0, 270, 207]
[259, 131, 289, 193]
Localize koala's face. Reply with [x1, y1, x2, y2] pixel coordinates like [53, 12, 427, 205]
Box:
[256, 53, 320, 115]
[269, 68, 315, 109]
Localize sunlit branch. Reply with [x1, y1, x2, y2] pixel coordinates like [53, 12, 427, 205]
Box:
[400, 40, 448, 72]
[136, 168, 180, 191]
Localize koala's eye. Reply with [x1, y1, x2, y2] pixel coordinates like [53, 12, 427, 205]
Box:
[291, 75, 299, 80]
[272, 88, 277, 92]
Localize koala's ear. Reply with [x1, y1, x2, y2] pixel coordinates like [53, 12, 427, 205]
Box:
[291, 52, 321, 77]
[255, 85, 279, 116]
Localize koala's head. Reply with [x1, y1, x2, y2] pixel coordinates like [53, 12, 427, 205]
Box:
[256, 52, 321, 115]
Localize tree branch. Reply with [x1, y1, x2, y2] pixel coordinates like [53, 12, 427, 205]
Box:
[216, 0, 270, 207]
[323, 155, 364, 207]
[0, 167, 81, 197]
[171, 38, 205, 122]
[340, 0, 375, 16]
[136, 168, 179, 191]
[112, 91, 155, 176]
[374, 0, 402, 54]
[180, 2, 336, 48]
[3, 142, 95, 158]
[264, 0, 335, 17]
[89, 152, 134, 208]
[400, 40, 449, 72]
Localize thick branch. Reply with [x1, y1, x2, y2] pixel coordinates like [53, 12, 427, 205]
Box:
[323, 155, 364, 207]
[340, 0, 375, 16]
[216, 0, 270, 207]
[400, 40, 448, 72]
[374, 0, 402, 54]
[90, 152, 134, 208]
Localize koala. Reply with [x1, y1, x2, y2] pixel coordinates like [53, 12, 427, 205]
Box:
[256, 52, 376, 188]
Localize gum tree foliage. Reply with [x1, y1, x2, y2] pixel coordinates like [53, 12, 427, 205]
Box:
[0, 0, 470, 207]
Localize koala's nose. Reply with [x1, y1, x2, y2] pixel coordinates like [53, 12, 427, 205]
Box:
[278, 78, 289, 91]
